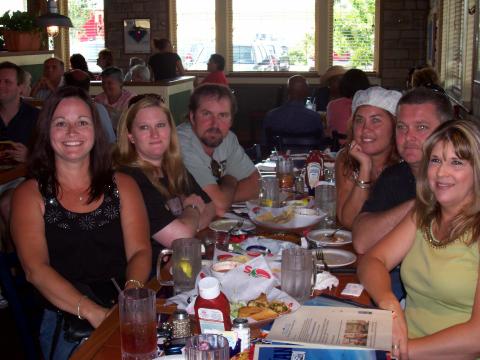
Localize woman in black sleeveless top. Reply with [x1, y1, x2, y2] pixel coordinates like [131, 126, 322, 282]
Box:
[11, 87, 151, 360]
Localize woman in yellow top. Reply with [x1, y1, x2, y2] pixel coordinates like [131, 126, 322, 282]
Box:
[358, 119, 480, 359]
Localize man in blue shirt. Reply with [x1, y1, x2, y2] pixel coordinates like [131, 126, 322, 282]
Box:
[262, 75, 324, 149]
[0, 61, 39, 163]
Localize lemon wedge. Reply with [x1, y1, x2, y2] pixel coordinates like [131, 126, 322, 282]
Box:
[179, 260, 192, 278]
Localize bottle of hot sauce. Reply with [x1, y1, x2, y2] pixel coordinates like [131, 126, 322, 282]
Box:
[194, 277, 232, 332]
[305, 150, 324, 195]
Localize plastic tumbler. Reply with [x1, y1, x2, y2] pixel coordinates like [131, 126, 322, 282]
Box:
[185, 334, 230, 360]
[119, 288, 157, 360]
[281, 248, 316, 302]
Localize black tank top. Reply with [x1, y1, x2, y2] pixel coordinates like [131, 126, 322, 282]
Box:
[43, 177, 127, 288]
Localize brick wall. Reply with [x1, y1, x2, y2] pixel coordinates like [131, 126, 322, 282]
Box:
[105, 0, 429, 89]
[104, 0, 169, 71]
[380, 0, 429, 89]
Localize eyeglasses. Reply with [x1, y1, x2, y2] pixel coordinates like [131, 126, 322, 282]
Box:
[211, 159, 225, 179]
[128, 93, 165, 108]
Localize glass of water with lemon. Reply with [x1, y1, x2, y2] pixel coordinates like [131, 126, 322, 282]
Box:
[157, 238, 201, 294]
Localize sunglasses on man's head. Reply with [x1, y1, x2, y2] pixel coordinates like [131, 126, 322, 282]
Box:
[128, 93, 165, 108]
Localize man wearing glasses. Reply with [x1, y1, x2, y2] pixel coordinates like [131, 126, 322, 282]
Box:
[177, 84, 260, 216]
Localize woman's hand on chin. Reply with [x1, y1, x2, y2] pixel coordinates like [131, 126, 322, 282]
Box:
[349, 140, 372, 171]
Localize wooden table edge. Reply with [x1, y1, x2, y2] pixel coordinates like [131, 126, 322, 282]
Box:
[71, 279, 163, 360]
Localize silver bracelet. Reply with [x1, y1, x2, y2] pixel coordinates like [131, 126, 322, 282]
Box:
[355, 180, 371, 189]
[353, 172, 372, 189]
[77, 295, 88, 320]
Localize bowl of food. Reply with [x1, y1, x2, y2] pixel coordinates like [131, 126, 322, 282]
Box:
[211, 261, 240, 279]
[249, 205, 324, 231]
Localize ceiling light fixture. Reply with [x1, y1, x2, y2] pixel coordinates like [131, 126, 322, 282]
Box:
[36, 0, 73, 37]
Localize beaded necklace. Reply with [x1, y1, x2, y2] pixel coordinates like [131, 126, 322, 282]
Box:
[424, 220, 468, 248]
[424, 221, 446, 248]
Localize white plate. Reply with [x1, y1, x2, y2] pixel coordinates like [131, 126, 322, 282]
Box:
[314, 248, 357, 268]
[307, 229, 352, 247]
[239, 236, 298, 255]
[209, 219, 255, 232]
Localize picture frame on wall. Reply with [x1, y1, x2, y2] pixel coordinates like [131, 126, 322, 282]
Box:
[123, 19, 151, 54]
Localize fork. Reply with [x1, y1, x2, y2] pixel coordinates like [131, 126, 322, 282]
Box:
[325, 227, 343, 239]
[229, 219, 244, 234]
[316, 248, 330, 272]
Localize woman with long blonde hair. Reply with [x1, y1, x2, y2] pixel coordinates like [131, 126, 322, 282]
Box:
[113, 95, 215, 260]
[358, 120, 480, 359]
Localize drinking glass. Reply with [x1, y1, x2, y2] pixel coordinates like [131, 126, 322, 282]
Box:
[276, 157, 294, 190]
[259, 177, 280, 207]
[315, 184, 336, 225]
[119, 288, 157, 360]
[281, 248, 316, 302]
[156, 238, 201, 293]
[323, 162, 336, 183]
[213, 230, 230, 252]
[185, 334, 230, 360]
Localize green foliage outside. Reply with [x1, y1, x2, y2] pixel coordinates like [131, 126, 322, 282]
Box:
[69, 0, 91, 35]
[288, 33, 315, 65]
[287, 0, 375, 70]
[333, 0, 375, 70]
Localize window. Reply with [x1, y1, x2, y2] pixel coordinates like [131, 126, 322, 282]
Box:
[175, 0, 215, 71]
[172, 0, 377, 73]
[68, 0, 105, 72]
[440, 0, 475, 107]
[333, 0, 376, 71]
[0, 0, 27, 14]
[232, 0, 314, 72]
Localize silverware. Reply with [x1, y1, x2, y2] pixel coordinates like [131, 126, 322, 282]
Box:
[315, 248, 329, 272]
[325, 227, 343, 239]
[229, 219, 244, 234]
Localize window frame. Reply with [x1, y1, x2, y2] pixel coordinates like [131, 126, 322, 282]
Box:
[170, 0, 380, 76]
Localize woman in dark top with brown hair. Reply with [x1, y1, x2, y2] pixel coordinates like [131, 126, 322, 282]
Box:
[148, 38, 185, 80]
[11, 86, 151, 359]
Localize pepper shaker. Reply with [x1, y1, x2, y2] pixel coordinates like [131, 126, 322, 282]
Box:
[171, 309, 191, 339]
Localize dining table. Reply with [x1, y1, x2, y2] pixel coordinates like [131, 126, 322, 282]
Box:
[70, 220, 370, 360]
[0, 163, 27, 186]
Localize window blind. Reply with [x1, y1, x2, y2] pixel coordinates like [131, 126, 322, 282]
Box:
[442, 0, 465, 100]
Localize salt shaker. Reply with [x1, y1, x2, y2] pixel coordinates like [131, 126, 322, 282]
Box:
[232, 317, 250, 351]
[171, 309, 191, 339]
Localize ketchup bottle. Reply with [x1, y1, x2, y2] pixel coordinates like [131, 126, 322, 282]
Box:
[194, 277, 232, 332]
[305, 150, 324, 195]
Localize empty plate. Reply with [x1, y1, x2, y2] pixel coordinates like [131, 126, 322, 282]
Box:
[209, 219, 256, 232]
[307, 229, 352, 247]
[314, 248, 356, 268]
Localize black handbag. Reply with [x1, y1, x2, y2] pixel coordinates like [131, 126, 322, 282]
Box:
[50, 279, 120, 352]
[62, 312, 94, 343]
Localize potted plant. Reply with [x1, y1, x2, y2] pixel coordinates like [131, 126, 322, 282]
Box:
[0, 10, 43, 51]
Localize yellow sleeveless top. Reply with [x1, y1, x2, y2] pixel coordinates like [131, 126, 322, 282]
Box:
[400, 228, 479, 338]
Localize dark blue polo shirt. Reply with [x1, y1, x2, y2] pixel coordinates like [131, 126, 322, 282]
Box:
[0, 100, 39, 146]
